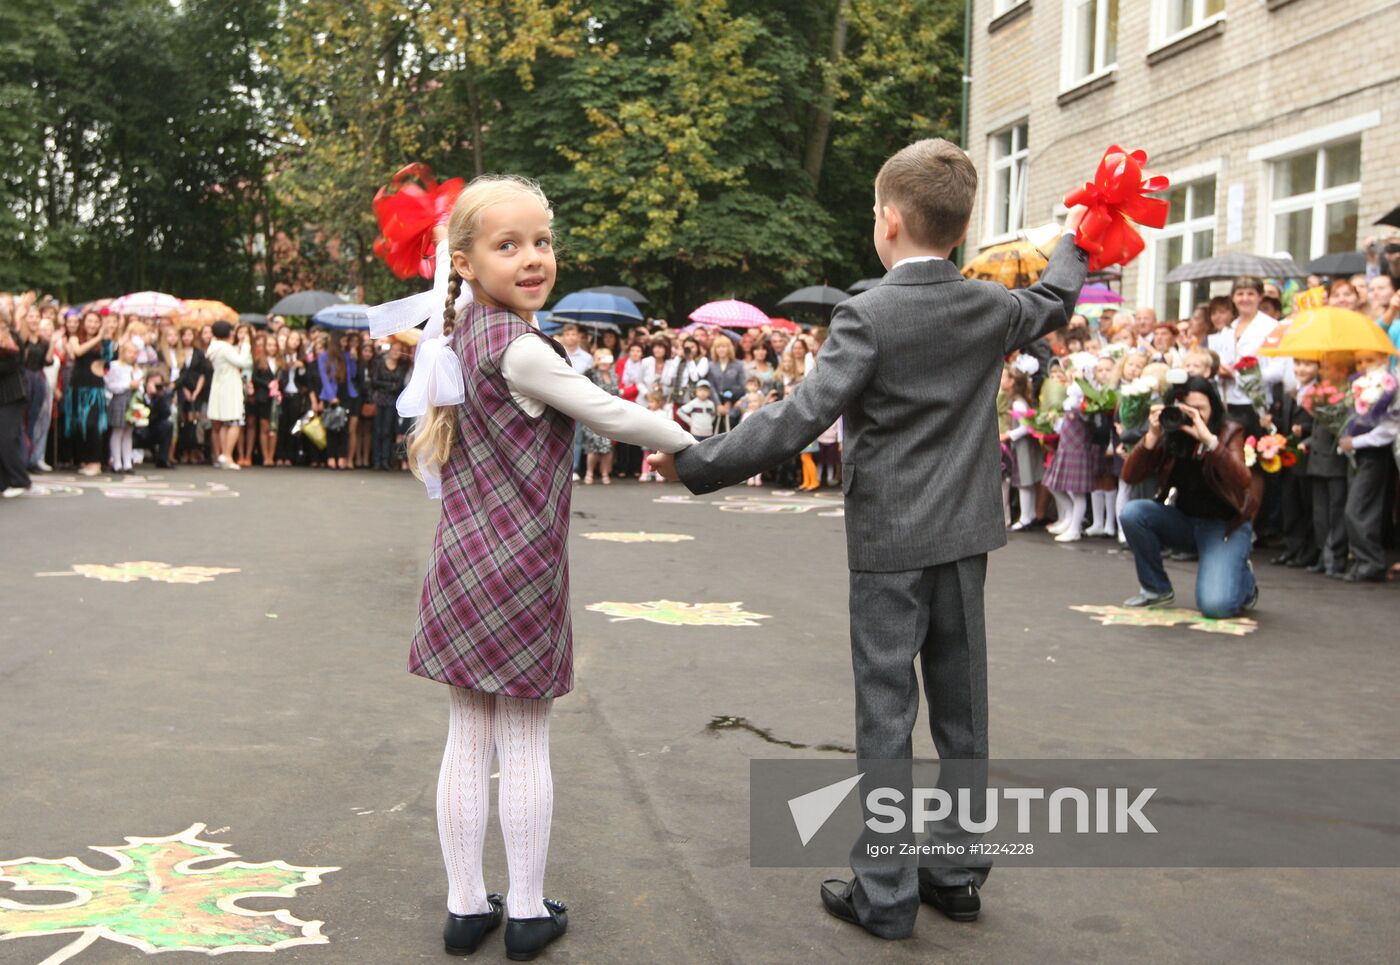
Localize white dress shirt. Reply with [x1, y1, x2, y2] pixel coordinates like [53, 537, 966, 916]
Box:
[500, 327, 693, 453]
[1207, 314, 1288, 405]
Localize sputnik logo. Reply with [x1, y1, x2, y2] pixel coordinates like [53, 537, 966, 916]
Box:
[787, 774, 863, 846]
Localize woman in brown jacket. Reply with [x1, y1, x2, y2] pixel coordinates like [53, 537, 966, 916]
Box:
[1118, 376, 1263, 618]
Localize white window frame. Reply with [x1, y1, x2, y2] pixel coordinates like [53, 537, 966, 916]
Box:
[1264, 141, 1362, 262]
[985, 121, 1029, 246]
[1136, 161, 1220, 315]
[1061, 0, 1118, 91]
[1149, 0, 1226, 52]
[992, 0, 1029, 16]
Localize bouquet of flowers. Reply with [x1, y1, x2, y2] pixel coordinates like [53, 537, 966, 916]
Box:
[1233, 356, 1269, 417]
[1116, 375, 1156, 429]
[126, 395, 151, 428]
[1074, 377, 1119, 416]
[1350, 369, 1397, 419]
[1299, 379, 1352, 447]
[1016, 406, 1060, 447]
[1243, 432, 1295, 473]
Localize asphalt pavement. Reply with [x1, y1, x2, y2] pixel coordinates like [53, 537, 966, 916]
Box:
[2, 468, 1398, 964]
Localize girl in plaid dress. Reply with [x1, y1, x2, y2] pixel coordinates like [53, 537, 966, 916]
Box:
[1044, 357, 1098, 543]
[395, 176, 692, 959]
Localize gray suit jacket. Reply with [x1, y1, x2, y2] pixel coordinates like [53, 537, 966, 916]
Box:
[675, 240, 1089, 572]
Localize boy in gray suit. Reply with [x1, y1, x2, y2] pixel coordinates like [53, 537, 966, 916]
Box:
[652, 139, 1088, 939]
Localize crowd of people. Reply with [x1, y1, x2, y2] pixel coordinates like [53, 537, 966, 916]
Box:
[998, 237, 1400, 597]
[0, 291, 839, 495]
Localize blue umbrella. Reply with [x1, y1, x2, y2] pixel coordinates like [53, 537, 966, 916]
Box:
[311, 304, 371, 330]
[549, 291, 644, 325]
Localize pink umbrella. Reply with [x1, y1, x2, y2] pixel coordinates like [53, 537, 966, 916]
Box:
[108, 291, 187, 317]
[1076, 283, 1123, 306]
[689, 299, 769, 329]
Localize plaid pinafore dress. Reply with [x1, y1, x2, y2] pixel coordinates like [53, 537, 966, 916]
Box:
[408, 304, 577, 699]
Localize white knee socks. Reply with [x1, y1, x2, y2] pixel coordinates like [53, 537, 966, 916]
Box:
[1089, 491, 1114, 536]
[1017, 486, 1037, 525]
[1001, 479, 1012, 526]
[109, 426, 134, 470]
[1116, 479, 1132, 541]
[437, 688, 553, 920]
[1048, 490, 1073, 533]
[1066, 493, 1087, 537]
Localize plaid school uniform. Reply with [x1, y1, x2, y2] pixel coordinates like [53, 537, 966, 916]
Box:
[408, 303, 577, 699]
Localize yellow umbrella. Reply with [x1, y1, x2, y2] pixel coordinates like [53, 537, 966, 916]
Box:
[177, 299, 240, 328]
[1259, 307, 1396, 359]
[961, 240, 1050, 290]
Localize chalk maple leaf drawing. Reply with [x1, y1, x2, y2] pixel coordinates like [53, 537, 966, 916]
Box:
[586, 600, 770, 627]
[1070, 605, 1257, 636]
[35, 561, 240, 585]
[581, 532, 695, 544]
[0, 824, 338, 962]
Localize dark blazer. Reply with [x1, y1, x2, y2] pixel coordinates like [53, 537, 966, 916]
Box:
[675, 240, 1089, 572]
[1277, 386, 1313, 475]
[0, 347, 26, 405]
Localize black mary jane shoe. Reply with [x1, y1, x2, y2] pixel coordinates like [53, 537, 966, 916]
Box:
[917, 869, 981, 922]
[444, 894, 503, 956]
[504, 898, 568, 961]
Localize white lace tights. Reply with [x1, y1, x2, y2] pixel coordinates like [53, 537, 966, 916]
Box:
[437, 687, 553, 919]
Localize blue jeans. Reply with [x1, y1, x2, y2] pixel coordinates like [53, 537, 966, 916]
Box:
[1119, 499, 1256, 619]
[23, 370, 51, 467]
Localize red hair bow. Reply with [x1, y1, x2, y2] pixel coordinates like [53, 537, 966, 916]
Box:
[1063, 146, 1169, 272]
[372, 163, 465, 280]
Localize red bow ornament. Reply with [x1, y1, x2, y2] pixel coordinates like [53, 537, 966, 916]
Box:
[372, 163, 465, 280]
[1063, 146, 1169, 272]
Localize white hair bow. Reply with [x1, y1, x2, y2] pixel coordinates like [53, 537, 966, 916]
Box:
[367, 240, 472, 499]
[1012, 354, 1040, 377]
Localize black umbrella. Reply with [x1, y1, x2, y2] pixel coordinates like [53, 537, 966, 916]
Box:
[1305, 251, 1366, 276]
[1375, 205, 1400, 230]
[847, 278, 883, 294]
[1164, 253, 1307, 284]
[238, 312, 268, 326]
[580, 285, 649, 306]
[777, 285, 849, 311]
[268, 290, 347, 316]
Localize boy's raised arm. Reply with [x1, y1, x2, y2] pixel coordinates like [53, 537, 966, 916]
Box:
[1003, 237, 1089, 354]
[669, 306, 877, 494]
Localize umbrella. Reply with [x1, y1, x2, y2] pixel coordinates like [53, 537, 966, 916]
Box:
[311, 304, 371, 330]
[239, 312, 268, 326]
[579, 285, 649, 306]
[1076, 283, 1123, 306]
[1164, 253, 1306, 284]
[961, 240, 1049, 289]
[269, 290, 347, 316]
[776, 285, 849, 312]
[1305, 251, 1366, 276]
[1375, 205, 1400, 230]
[688, 299, 769, 329]
[177, 299, 240, 324]
[550, 291, 645, 325]
[1259, 307, 1396, 360]
[847, 278, 883, 294]
[766, 317, 802, 333]
[393, 328, 421, 347]
[109, 291, 186, 317]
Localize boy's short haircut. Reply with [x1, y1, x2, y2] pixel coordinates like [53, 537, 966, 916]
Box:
[875, 138, 978, 251]
[1231, 276, 1264, 295]
[1183, 346, 1214, 366]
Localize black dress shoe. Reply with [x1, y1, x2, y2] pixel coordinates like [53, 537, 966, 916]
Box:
[1269, 552, 1294, 566]
[1305, 560, 1328, 574]
[820, 878, 862, 927]
[1326, 566, 1351, 580]
[1288, 553, 1319, 569]
[1344, 567, 1387, 584]
[444, 894, 503, 955]
[917, 870, 980, 922]
[504, 898, 567, 961]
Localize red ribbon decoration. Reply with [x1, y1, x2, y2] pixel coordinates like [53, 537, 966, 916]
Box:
[1063, 146, 1169, 273]
[372, 163, 465, 280]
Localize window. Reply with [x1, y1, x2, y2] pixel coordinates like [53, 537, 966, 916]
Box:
[1268, 139, 1361, 261]
[1063, 0, 1119, 88]
[988, 122, 1029, 240]
[1150, 177, 1216, 321]
[993, 0, 1029, 15]
[1152, 0, 1225, 46]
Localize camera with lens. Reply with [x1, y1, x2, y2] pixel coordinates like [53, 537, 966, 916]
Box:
[1158, 404, 1188, 434]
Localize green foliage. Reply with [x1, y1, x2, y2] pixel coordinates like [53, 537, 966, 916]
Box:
[3, 0, 964, 315]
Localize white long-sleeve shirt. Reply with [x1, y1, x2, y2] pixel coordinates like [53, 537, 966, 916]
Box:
[1208, 314, 1289, 405]
[500, 331, 693, 453]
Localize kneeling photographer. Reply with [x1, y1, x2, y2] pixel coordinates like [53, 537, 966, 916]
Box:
[1118, 376, 1264, 618]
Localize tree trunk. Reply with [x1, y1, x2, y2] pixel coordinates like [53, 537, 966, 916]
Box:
[464, 53, 486, 178]
[802, 0, 848, 192]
